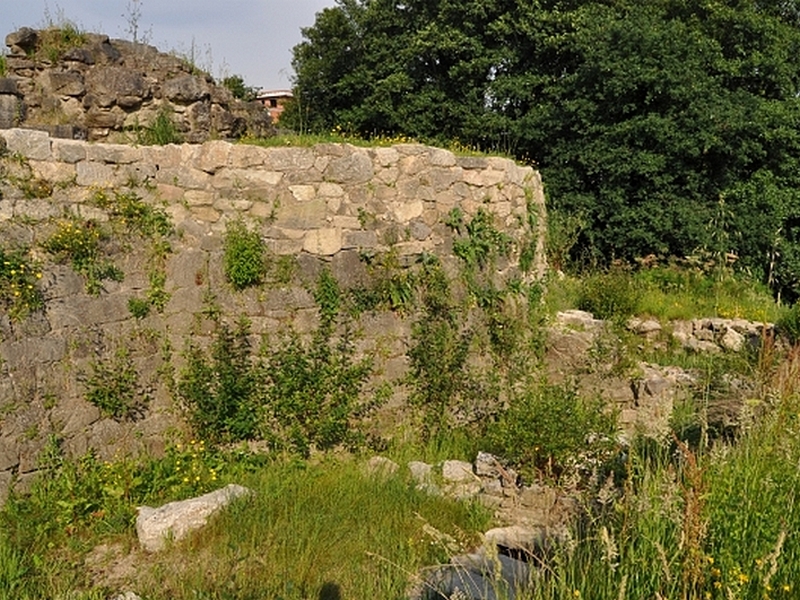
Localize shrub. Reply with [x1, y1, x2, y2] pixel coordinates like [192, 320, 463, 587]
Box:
[577, 267, 641, 324]
[223, 219, 268, 290]
[178, 318, 262, 443]
[486, 381, 618, 481]
[135, 105, 183, 145]
[84, 346, 149, 420]
[777, 302, 800, 345]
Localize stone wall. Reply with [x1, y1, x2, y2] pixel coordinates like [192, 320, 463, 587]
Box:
[0, 128, 546, 499]
[1, 27, 272, 142]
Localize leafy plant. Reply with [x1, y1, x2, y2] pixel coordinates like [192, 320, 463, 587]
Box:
[486, 381, 618, 481]
[134, 105, 183, 145]
[446, 207, 511, 271]
[0, 247, 44, 320]
[223, 219, 268, 290]
[89, 187, 172, 238]
[84, 346, 149, 420]
[40, 217, 124, 295]
[577, 267, 641, 324]
[178, 318, 262, 443]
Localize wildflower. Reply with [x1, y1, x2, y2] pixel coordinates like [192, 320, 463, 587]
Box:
[739, 573, 750, 584]
[783, 585, 791, 592]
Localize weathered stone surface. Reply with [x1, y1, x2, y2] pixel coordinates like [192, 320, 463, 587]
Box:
[442, 460, 476, 482]
[2, 127, 51, 160]
[161, 75, 209, 104]
[136, 484, 252, 552]
[5, 27, 38, 54]
[324, 150, 374, 184]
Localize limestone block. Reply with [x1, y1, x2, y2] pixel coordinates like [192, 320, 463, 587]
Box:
[721, 327, 745, 352]
[318, 182, 345, 197]
[303, 228, 342, 256]
[136, 484, 252, 552]
[371, 147, 400, 167]
[228, 144, 267, 168]
[266, 147, 316, 171]
[343, 230, 378, 249]
[0, 200, 12, 221]
[212, 167, 282, 188]
[76, 161, 118, 186]
[442, 460, 475, 483]
[51, 138, 87, 163]
[463, 168, 506, 187]
[195, 140, 231, 173]
[86, 143, 142, 164]
[391, 199, 424, 223]
[156, 166, 211, 190]
[0, 96, 24, 129]
[324, 151, 374, 184]
[184, 190, 214, 206]
[289, 184, 316, 202]
[2, 128, 51, 160]
[429, 148, 457, 167]
[365, 456, 399, 477]
[273, 198, 327, 229]
[30, 160, 75, 184]
[190, 206, 221, 223]
[409, 461, 433, 485]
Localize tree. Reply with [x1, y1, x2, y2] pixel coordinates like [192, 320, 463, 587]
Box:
[222, 74, 257, 102]
[289, 0, 800, 299]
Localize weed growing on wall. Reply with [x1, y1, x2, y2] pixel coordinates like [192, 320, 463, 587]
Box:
[35, 23, 87, 63]
[0, 247, 44, 320]
[179, 271, 375, 453]
[133, 105, 183, 145]
[179, 317, 262, 443]
[41, 217, 124, 295]
[84, 346, 149, 420]
[223, 219, 268, 290]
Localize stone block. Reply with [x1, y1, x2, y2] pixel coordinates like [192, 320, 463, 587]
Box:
[136, 484, 252, 552]
[265, 147, 315, 171]
[76, 161, 117, 186]
[51, 138, 87, 162]
[324, 151, 374, 184]
[303, 228, 342, 256]
[2, 128, 51, 160]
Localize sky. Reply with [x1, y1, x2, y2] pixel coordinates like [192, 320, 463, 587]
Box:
[2, 0, 337, 91]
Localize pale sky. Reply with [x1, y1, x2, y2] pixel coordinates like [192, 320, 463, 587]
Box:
[1, 0, 337, 90]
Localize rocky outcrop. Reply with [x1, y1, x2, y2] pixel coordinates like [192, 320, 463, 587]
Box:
[1, 27, 272, 142]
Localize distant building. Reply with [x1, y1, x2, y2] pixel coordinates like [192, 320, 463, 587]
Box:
[256, 89, 293, 122]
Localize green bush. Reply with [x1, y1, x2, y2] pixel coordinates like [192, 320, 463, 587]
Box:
[84, 347, 149, 420]
[223, 219, 268, 290]
[178, 318, 262, 443]
[134, 105, 183, 145]
[577, 267, 641, 324]
[486, 382, 618, 481]
[777, 303, 800, 345]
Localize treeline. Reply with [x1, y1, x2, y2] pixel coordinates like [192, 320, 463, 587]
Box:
[286, 0, 800, 300]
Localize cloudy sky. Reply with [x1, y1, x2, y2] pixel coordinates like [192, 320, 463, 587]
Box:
[3, 0, 337, 90]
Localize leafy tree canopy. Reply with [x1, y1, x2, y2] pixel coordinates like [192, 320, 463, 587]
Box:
[288, 0, 800, 299]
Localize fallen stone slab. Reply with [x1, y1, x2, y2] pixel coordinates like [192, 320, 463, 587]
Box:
[135, 483, 252, 552]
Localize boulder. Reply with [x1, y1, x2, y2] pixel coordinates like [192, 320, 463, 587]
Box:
[135, 483, 252, 552]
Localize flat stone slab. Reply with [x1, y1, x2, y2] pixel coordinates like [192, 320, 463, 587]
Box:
[135, 483, 252, 552]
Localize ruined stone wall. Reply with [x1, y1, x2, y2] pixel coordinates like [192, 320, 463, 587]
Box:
[0, 128, 546, 499]
[1, 27, 272, 142]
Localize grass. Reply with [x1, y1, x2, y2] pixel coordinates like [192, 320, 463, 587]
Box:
[242, 130, 513, 158]
[0, 445, 491, 600]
